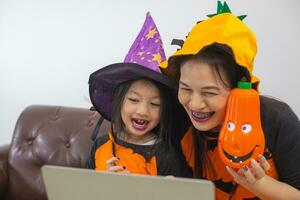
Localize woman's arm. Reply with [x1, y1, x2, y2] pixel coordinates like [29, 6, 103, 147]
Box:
[227, 157, 300, 200]
[227, 97, 300, 199]
[250, 174, 300, 200]
[260, 97, 300, 189]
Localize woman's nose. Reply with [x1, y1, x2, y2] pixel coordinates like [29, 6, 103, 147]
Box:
[190, 94, 206, 110]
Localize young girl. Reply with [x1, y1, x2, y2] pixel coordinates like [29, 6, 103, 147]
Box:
[161, 2, 300, 199]
[86, 13, 191, 177]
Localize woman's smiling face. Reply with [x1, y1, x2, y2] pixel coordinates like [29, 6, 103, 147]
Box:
[178, 59, 231, 131]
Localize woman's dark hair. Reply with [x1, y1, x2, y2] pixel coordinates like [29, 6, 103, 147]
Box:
[173, 42, 252, 89]
[110, 78, 174, 150]
[173, 43, 252, 178]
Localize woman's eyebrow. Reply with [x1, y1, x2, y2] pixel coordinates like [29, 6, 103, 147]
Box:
[179, 81, 190, 87]
[180, 81, 220, 90]
[201, 86, 220, 90]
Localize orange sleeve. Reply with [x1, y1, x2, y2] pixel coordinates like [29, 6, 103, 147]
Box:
[95, 140, 114, 171]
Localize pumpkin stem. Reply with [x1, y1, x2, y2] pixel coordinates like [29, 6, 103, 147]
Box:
[238, 81, 251, 89]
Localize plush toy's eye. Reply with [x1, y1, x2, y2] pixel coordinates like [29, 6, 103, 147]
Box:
[227, 122, 235, 131]
[241, 124, 252, 134]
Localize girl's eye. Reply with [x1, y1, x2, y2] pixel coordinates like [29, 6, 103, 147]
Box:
[227, 122, 235, 132]
[128, 98, 139, 103]
[241, 124, 252, 134]
[151, 102, 160, 107]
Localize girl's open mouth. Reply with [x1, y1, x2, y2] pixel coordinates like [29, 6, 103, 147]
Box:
[132, 118, 149, 131]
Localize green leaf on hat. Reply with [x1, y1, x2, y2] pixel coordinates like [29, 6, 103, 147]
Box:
[221, 2, 231, 13]
[207, 1, 230, 17]
[217, 0, 223, 13]
[207, 1, 247, 21]
[238, 15, 247, 21]
[207, 13, 217, 18]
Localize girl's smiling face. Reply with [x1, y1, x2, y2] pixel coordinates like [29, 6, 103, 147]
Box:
[178, 60, 231, 131]
[121, 79, 161, 144]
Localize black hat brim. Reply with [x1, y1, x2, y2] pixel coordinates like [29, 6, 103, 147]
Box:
[89, 62, 178, 121]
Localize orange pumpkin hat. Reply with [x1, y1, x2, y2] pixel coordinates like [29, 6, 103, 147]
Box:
[160, 1, 260, 87]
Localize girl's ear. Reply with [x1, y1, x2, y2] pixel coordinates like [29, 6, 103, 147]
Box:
[240, 76, 247, 82]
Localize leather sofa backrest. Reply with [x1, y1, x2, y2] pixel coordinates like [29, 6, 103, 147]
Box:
[7, 105, 109, 200]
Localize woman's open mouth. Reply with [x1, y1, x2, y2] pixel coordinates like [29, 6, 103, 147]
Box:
[191, 111, 214, 122]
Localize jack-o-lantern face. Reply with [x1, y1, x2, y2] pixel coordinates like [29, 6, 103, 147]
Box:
[218, 82, 265, 168]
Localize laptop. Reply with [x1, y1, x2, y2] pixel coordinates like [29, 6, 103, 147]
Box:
[42, 165, 215, 200]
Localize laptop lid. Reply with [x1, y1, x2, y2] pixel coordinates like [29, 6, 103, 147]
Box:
[42, 165, 215, 200]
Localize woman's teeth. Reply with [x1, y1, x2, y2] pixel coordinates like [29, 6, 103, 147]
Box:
[191, 111, 213, 121]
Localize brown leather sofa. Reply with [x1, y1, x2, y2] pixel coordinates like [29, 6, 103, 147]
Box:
[0, 105, 109, 200]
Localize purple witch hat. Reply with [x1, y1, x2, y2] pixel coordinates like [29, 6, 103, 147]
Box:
[89, 12, 176, 121]
[124, 12, 166, 72]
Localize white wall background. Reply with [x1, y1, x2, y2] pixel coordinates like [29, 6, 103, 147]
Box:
[1, 0, 299, 145]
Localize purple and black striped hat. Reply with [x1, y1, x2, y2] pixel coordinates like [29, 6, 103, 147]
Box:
[89, 12, 177, 121]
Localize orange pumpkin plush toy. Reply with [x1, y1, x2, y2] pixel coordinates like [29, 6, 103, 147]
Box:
[218, 81, 265, 168]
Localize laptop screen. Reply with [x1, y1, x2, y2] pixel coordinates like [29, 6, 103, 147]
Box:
[42, 165, 215, 200]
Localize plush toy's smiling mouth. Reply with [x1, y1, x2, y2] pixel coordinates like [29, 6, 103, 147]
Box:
[223, 146, 259, 163]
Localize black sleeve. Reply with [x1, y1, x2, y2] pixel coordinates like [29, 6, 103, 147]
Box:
[85, 144, 96, 169]
[261, 96, 300, 190]
[156, 144, 193, 178]
[85, 134, 110, 169]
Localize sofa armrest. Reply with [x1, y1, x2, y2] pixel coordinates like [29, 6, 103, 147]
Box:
[0, 144, 9, 198]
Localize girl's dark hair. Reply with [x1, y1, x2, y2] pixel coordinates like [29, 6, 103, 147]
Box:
[111, 78, 174, 149]
[174, 43, 252, 178]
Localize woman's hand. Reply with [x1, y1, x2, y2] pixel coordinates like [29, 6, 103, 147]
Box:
[106, 157, 130, 174]
[226, 155, 300, 200]
[226, 155, 270, 188]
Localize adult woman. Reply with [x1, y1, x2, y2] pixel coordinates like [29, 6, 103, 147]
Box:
[161, 3, 300, 199]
